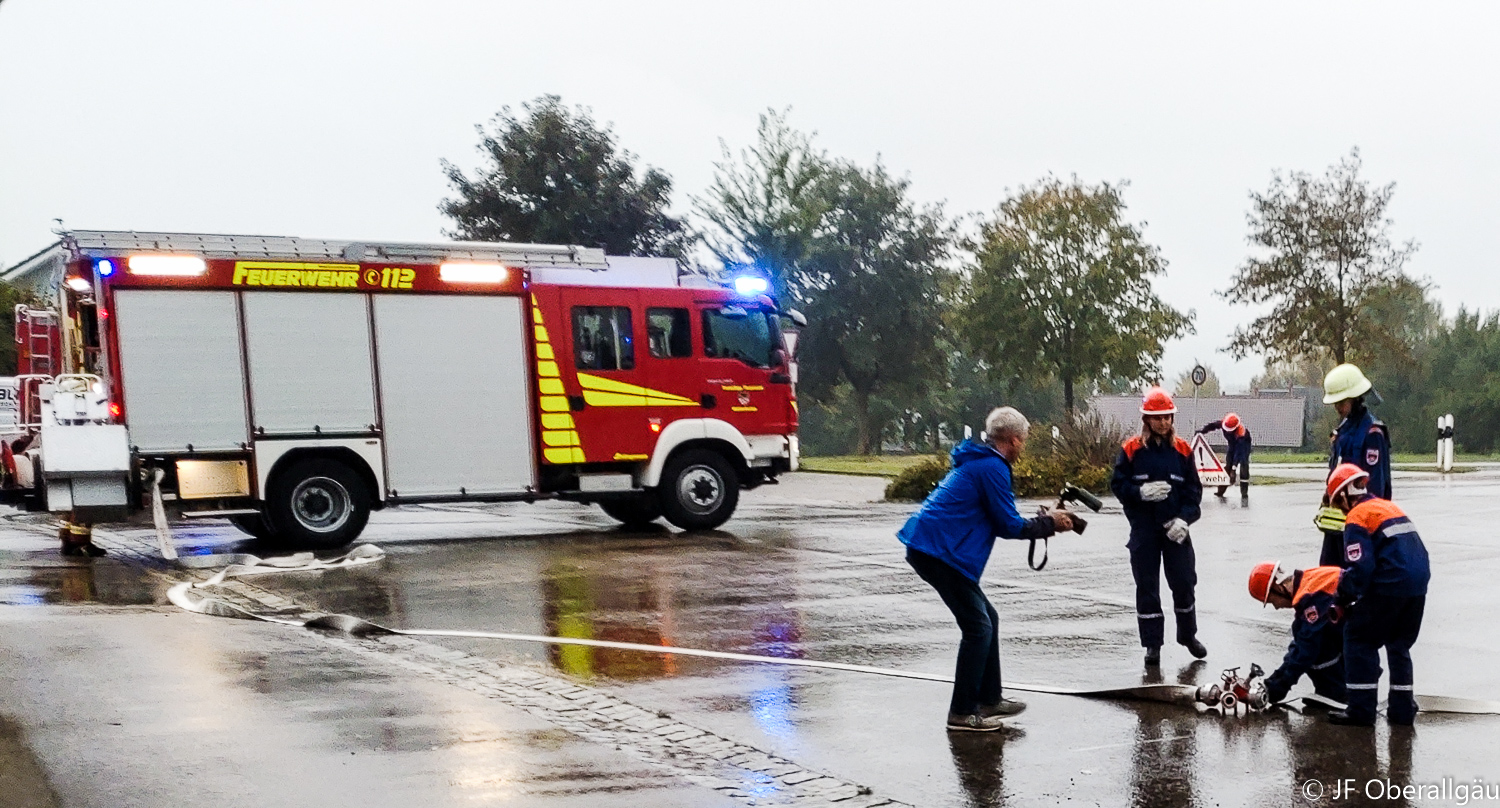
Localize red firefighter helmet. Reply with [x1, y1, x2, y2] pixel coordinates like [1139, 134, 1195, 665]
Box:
[1326, 463, 1369, 501]
[1140, 387, 1177, 415]
[1223, 413, 1241, 431]
[1248, 561, 1283, 607]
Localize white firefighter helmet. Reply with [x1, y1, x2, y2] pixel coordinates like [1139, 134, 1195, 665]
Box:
[1322, 363, 1372, 404]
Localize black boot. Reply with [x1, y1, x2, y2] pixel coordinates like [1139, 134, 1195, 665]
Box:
[1183, 639, 1208, 659]
[1144, 646, 1161, 666]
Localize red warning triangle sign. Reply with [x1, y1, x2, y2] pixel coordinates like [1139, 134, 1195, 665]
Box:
[1190, 433, 1231, 485]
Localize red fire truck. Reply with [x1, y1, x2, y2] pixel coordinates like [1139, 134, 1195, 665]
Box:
[0, 231, 801, 548]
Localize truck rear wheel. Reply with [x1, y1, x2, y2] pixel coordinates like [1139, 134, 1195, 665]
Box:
[657, 448, 738, 531]
[599, 495, 662, 528]
[229, 512, 277, 542]
[265, 458, 370, 550]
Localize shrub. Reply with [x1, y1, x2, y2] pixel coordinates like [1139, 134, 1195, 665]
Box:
[1014, 411, 1124, 499]
[882, 410, 1124, 503]
[1056, 410, 1130, 469]
[884, 456, 950, 501]
[1011, 453, 1111, 498]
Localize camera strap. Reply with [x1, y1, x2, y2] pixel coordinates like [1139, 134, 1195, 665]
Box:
[1028, 538, 1048, 571]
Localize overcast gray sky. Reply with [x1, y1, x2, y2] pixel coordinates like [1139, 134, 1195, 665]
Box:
[3, 0, 1497, 391]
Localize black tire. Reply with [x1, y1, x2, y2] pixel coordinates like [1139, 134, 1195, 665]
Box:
[599, 495, 662, 528]
[657, 448, 739, 531]
[264, 458, 371, 550]
[229, 512, 278, 541]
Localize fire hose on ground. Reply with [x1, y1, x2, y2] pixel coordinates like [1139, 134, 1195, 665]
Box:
[166, 545, 1500, 717]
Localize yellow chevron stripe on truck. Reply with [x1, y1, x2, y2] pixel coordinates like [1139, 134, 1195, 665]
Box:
[532, 295, 585, 464]
[576, 372, 698, 407]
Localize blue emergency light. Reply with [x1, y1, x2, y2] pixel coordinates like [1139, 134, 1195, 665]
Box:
[95, 259, 115, 277]
[733, 275, 770, 296]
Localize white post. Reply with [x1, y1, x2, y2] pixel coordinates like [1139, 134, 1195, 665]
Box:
[1444, 414, 1455, 472]
[1437, 415, 1445, 471]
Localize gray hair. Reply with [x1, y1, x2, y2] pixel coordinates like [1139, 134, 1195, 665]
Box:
[983, 407, 1029, 444]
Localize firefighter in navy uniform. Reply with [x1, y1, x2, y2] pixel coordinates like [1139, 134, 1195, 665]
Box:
[1248, 561, 1347, 705]
[1197, 413, 1252, 501]
[1319, 363, 1392, 565]
[1325, 463, 1430, 727]
[1111, 388, 1206, 667]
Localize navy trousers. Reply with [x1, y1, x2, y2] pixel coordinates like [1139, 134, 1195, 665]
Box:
[1319, 531, 1344, 567]
[1344, 594, 1425, 724]
[1129, 534, 1198, 648]
[907, 548, 1002, 715]
[1308, 625, 1348, 702]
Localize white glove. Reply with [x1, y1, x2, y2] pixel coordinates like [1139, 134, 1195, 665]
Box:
[1139, 481, 1172, 502]
[1164, 518, 1190, 543]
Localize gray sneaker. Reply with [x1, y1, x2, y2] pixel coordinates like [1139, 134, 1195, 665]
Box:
[946, 712, 1008, 732]
[980, 699, 1027, 718]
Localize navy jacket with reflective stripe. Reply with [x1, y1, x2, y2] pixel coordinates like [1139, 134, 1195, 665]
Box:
[1267, 566, 1344, 694]
[1339, 497, 1430, 600]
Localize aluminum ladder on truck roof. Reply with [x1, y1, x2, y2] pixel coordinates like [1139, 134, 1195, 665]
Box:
[57, 230, 611, 270]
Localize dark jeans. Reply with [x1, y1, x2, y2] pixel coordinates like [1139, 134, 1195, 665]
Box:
[1345, 594, 1425, 724]
[1128, 535, 1198, 647]
[907, 548, 1001, 716]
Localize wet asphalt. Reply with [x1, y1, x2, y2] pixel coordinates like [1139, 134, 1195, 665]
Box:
[2, 468, 1498, 806]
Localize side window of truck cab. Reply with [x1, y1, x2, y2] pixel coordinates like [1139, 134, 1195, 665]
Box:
[701, 305, 776, 368]
[646, 307, 692, 359]
[572, 306, 635, 371]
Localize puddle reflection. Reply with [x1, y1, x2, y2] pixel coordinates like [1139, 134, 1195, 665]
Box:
[540, 549, 809, 685]
[3, 558, 160, 606]
[947, 726, 1023, 807]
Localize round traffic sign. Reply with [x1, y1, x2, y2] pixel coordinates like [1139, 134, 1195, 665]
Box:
[1191, 365, 1207, 387]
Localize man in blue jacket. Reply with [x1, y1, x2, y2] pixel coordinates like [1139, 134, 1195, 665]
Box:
[898, 406, 1074, 732]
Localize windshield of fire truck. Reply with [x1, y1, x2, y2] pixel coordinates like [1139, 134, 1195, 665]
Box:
[702, 305, 779, 368]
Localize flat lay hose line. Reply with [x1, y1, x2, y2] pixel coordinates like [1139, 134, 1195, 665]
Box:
[165, 545, 1500, 715]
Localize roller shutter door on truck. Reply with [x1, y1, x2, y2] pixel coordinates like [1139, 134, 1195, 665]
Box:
[241, 292, 377, 435]
[112, 290, 249, 452]
[372, 295, 535, 497]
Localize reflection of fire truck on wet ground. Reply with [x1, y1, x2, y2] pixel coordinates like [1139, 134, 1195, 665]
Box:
[0, 231, 802, 549]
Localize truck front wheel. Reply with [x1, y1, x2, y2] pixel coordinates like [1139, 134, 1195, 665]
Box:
[657, 448, 739, 531]
[599, 495, 662, 528]
[265, 458, 371, 550]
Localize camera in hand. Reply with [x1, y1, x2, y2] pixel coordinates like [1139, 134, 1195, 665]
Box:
[1056, 482, 1104, 534]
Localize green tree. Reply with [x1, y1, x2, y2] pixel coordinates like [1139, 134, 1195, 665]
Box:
[959, 177, 1193, 417]
[1222, 149, 1418, 365]
[795, 161, 955, 454]
[440, 95, 690, 257]
[0, 281, 33, 375]
[694, 109, 829, 296]
[1426, 310, 1500, 453]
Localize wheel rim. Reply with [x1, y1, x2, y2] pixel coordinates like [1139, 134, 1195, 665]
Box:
[676, 464, 725, 516]
[290, 476, 352, 533]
